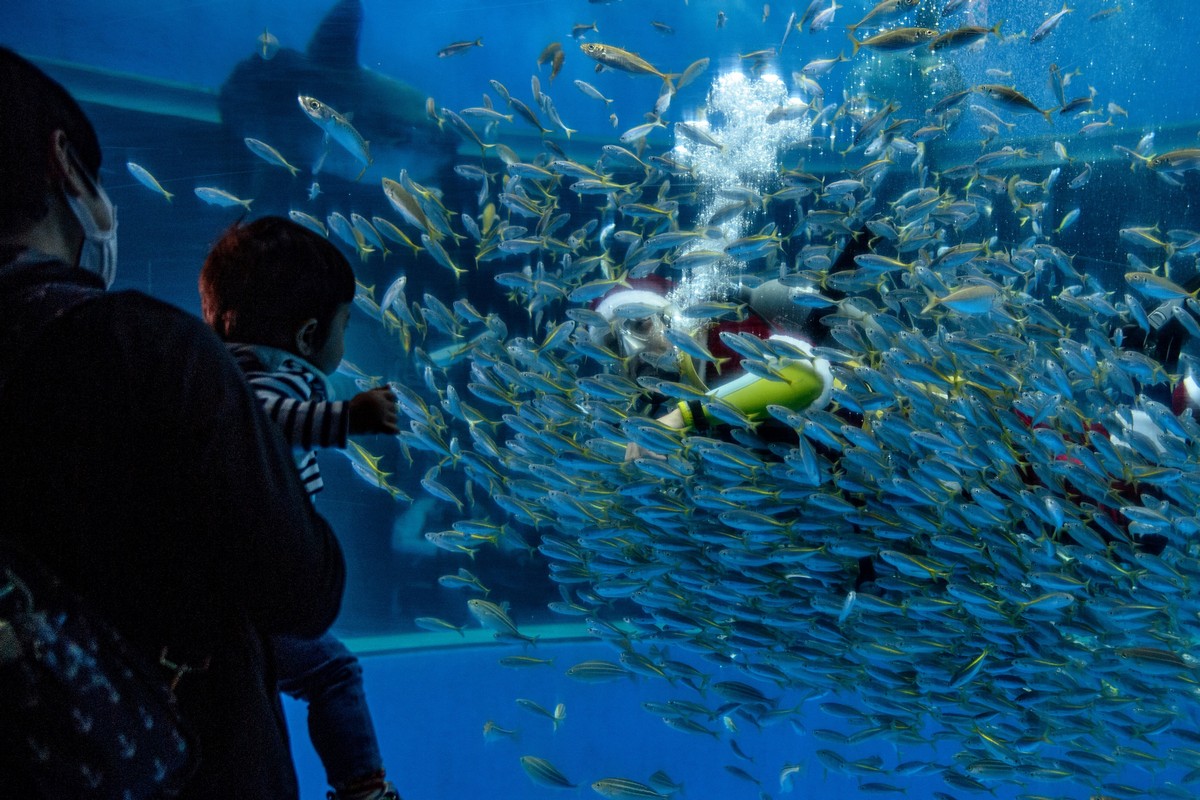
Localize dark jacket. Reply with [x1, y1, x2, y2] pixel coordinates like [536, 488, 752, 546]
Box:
[0, 258, 346, 799]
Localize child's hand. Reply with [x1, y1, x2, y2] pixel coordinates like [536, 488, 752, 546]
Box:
[348, 386, 399, 435]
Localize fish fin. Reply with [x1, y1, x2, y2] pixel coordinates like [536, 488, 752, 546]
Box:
[306, 0, 363, 70]
[920, 288, 939, 315]
[313, 139, 330, 176]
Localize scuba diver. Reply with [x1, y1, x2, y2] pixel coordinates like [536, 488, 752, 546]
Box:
[588, 227, 1200, 584]
[592, 274, 840, 456]
[588, 234, 886, 591]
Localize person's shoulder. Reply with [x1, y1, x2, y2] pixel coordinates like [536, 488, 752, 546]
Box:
[65, 290, 233, 372]
[94, 289, 199, 320]
[82, 290, 216, 339]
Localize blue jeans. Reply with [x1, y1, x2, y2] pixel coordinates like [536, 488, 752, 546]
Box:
[274, 632, 384, 791]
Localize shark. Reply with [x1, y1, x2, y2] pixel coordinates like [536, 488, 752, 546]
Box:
[218, 0, 458, 186]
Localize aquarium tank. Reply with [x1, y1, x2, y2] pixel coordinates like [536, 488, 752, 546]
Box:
[9, 0, 1200, 797]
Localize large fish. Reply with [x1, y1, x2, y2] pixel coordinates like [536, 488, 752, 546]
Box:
[579, 43, 676, 90]
[298, 95, 371, 178]
[217, 0, 457, 186]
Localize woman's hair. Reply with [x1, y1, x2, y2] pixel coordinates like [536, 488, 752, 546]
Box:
[198, 216, 355, 351]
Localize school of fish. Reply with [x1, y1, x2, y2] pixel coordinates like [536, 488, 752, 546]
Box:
[130, 0, 1200, 795]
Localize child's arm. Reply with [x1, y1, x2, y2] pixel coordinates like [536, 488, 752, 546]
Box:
[241, 368, 347, 451]
[253, 380, 397, 450]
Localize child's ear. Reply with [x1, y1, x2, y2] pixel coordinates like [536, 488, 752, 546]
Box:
[294, 318, 320, 357]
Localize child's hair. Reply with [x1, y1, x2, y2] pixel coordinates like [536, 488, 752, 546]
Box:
[199, 216, 355, 352]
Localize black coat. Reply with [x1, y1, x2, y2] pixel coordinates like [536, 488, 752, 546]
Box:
[0, 258, 346, 799]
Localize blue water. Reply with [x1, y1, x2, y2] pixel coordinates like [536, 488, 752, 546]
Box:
[8, 0, 1200, 797]
[9, 0, 1198, 133]
[285, 637, 1200, 799]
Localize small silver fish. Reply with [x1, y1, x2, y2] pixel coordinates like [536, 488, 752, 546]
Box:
[437, 37, 483, 58]
[288, 210, 327, 237]
[592, 777, 667, 799]
[921, 284, 1000, 314]
[1030, 2, 1073, 43]
[257, 27, 279, 60]
[194, 186, 252, 211]
[126, 162, 174, 202]
[243, 137, 300, 176]
[520, 756, 575, 789]
[413, 617, 465, 636]
[482, 720, 520, 741]
[565, 660, 634, 683]
[674, 121, 724, 150]
[467, 598, 536, 643]
[1126, 272, 1196, 301]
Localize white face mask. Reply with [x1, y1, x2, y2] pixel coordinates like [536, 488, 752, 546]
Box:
[64, 158, 118, 288]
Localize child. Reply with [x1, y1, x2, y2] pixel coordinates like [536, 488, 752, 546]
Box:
[198, 216, 400, 800]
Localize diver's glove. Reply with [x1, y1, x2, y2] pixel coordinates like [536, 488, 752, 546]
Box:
[676, 334, 832, 430]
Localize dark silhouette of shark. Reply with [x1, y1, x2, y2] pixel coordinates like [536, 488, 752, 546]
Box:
[218, 0, 457, 187]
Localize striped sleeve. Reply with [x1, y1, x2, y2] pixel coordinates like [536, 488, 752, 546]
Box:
[226, 345, 350, 497]
[249, 374, 350, 452]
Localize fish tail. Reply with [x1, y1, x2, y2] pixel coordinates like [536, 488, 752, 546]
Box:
[1041, 108, 1054, 124]
[287, 164, 299, 177]
[1116, 146, 1154, 170]
[849, 33, 862, 57]
[164, 189, 175, 202]
[992, 20, 1006, 37]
